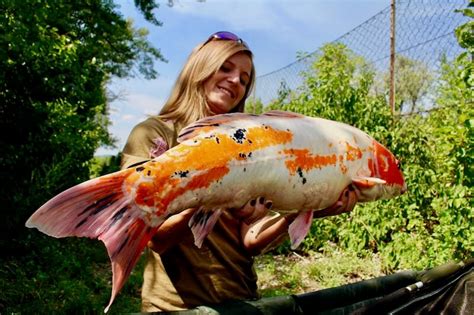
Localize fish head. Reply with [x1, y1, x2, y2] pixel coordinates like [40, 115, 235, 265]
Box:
[353, 140, 406, 201]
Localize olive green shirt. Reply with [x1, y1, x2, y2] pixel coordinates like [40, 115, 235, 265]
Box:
[121, 116, 259, 312]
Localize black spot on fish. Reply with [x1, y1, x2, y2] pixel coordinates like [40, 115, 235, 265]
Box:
[243, 168, 247, 172]
[178, 129, 194, 138]
[136, 166, 145, 172]
[248, 152, 253, 158]
[175, 170, 189, 178]
[248, 139, 253, 144]
[112, 206, 128, 223]
[297, 167, 307, 185]
[75, 217, 88, 229]
[239, 153, 247, 159]
[127, 160, 147, 169]
[297, 167, 304, 178]
[147, 170, 151, 176]
[232, 128, 246, 144]
[79, 193, 117, 216]
[193, 123, 219, 129]
[216, 137, 220, 144]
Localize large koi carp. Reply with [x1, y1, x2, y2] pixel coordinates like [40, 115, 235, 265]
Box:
[26, 110, 406, 312]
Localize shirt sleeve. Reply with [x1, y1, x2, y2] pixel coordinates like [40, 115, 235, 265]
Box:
[121, 119, 170, 169]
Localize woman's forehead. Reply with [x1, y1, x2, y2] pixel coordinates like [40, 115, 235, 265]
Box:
[225, 52, 252, 73]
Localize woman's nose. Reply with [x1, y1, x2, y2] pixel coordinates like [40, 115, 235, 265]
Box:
[227, 71, 240, 84]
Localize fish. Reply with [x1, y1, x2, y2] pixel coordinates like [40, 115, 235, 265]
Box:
[25, 110, 406, 312]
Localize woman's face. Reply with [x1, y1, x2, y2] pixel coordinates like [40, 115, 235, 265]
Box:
[203, 52, 252, 115]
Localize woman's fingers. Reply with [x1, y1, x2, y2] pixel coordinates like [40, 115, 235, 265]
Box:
[232, 197, 273, 225]
[313, 185, 359, 218]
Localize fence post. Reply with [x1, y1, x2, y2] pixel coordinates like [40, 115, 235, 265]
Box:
[389, 0, 396, 115]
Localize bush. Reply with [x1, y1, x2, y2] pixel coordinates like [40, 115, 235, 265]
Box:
[265, 42, 472, 271]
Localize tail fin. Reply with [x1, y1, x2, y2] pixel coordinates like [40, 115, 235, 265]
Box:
[25, 168, 160, 313]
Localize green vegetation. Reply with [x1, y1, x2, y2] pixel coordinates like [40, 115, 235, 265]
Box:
[1, 1, 472, 313]
[0, 0, 161, 312]
[250, 6, 473, 271]
[256, 247, 384, 297]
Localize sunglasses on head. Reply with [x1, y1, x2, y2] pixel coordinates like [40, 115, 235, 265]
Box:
[202, 31, 249, 49]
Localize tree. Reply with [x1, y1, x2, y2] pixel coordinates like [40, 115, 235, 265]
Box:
[266, 41, 472, 270]
[0, 0, 165, 237]
[384, 55, 433, 114]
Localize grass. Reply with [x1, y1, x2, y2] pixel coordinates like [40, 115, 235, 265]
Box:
[0, 232, 143, 314]
[2, 231, 385, 313]
[255, 245, 385, 298]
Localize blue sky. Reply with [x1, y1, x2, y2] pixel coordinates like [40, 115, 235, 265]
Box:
[97, 0, 389, 156]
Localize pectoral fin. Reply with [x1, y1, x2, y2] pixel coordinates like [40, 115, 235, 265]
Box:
[288, 210, 314, 249]
[352, 176, 386, 189]
[188, 208, 223, 248]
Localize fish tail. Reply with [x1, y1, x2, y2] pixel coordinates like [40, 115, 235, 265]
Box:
[25, 168, 159, 313]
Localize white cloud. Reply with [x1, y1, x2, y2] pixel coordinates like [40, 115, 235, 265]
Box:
[121, 114, 136, 121]
[123, 92, 164, 115]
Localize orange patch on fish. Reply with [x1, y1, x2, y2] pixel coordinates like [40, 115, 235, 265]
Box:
[158, 166, 231, 208]
[345, 142, 363, 161]
[338, 155, 348, 174]
[142, 125, 293, 209]
[367, 158, 376, 176]
[282, 148, 337, 175]
[135, 182, 155, 207]
[170, 125, 293, 172]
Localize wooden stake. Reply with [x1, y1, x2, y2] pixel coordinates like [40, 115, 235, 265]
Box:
[389, 0, 396, 115]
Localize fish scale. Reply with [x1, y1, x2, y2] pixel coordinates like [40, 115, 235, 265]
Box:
[25, 110, 406, 312]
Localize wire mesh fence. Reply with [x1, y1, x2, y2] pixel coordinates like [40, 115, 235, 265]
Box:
[252, 0, 470, 106]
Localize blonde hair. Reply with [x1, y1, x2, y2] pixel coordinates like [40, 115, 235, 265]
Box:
[159, 39, 255, 129]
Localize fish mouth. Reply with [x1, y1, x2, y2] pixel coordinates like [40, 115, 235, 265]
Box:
[401, 183, 407, 194]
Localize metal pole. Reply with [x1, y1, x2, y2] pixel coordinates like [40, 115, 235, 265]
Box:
[389, 0, 396, 115]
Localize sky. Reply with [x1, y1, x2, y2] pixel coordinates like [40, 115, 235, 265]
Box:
[97, 0, 389, 156]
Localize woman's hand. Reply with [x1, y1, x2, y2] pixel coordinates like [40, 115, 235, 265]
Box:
[232, 197, 294, 256]
[231, 196, 273, 224]
[313, 184, 359, 218]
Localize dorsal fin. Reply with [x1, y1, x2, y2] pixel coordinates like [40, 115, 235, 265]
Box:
[178, 112, 257, 142]
[262, 110, 304, 118]
[177, 111, 303, 143]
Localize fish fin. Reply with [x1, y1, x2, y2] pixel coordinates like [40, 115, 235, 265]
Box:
[178, 112, 253, 142]
[352, 176, 386, 188]
[188, 207, 223, 248]
[25, 168, 162, 313]
[178, 110, 302, 143]
[288, 210, 314, 249]
[262, 110, 304, 118]
[103, 221, 158, 313]
[25, 169, 136, 239]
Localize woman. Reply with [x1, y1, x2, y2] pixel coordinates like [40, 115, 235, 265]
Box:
[121, 31, 356, 312]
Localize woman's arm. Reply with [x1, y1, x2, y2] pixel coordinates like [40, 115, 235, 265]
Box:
[238, 185, 359, 256]
[240, 212, 296, 256]
[148, 198, 274, 254]
[233, 196, 294, 256]
[146, 208, 195, 254]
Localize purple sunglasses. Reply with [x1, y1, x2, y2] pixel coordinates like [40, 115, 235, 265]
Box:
[202, 31, 249, 49]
